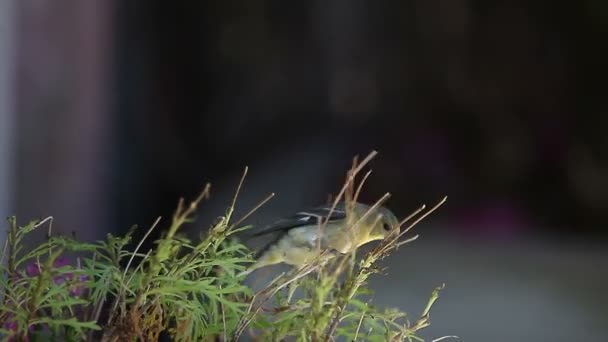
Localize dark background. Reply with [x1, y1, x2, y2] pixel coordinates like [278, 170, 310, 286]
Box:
[114, 1, 608, 235]
[2, 1, 607, 341]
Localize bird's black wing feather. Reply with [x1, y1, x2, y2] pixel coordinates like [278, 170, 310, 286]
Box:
[250, 203, 348, 238]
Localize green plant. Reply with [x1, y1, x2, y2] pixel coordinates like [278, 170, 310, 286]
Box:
[0, 151, 452, 341]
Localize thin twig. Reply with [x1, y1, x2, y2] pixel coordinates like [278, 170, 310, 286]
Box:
[395, 234, 420, 248]
[34, 216, 54, 257]
[403, 197, 447, 236]
[34, 216, 54, 229]
[354, 170, 373, 203]
[123, 217, 161, 278]
[229, 192, 275, 231]
[328, 151, 378, 215]
[382, 196, 447, 255]
[230, 166, 249, 211]
[125, 249, 153, 293]
[353, 310, 366, 341]
[398, 204, 426, 228]
[432, 335, 459, 342]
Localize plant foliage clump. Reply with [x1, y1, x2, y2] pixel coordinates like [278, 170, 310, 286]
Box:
[0, 151, 451, 341]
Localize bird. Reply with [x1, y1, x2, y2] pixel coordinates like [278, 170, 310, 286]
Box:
[239, 202, 400, 277]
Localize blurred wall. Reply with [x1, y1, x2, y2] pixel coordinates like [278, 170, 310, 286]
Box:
[12, 1, 114, 244]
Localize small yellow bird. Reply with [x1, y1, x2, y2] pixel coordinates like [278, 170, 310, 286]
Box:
[240, 202, 400, 276]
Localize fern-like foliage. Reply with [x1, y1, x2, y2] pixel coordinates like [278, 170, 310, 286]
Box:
[0, 151, 451, 342]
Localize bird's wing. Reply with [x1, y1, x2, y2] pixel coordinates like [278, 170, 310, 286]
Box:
[250, 203, 348, 238]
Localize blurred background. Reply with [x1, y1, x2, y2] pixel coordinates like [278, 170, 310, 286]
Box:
[1, 1, 607, 341]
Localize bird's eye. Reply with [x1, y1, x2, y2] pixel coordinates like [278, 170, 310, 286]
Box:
[383, 223, 391, 231]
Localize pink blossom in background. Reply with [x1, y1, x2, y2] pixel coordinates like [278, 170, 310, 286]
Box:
[25, 255, 71, 277]
[23, 256, 89, 297]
